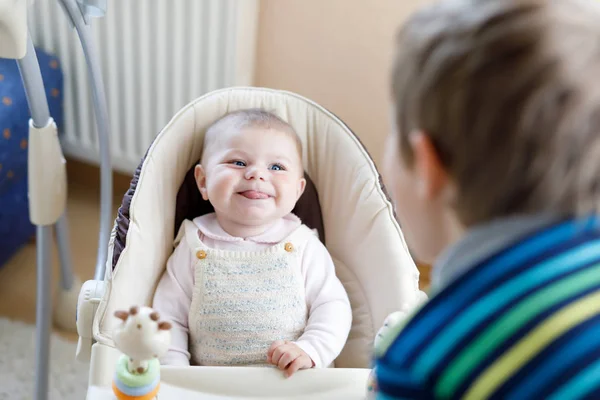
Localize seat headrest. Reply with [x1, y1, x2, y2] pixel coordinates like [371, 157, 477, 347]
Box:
[98, 87, 423, 370]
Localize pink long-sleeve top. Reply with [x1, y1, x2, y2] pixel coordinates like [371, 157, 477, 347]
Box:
[152, 212, 352, 368]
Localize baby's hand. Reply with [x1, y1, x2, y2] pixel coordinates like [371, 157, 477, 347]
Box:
[267, 340, 314, 377]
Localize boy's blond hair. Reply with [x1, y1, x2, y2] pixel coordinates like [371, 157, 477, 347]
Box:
[392, 0, 600, 226]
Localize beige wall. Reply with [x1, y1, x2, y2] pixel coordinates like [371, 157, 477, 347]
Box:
[254, 0, 430, 167]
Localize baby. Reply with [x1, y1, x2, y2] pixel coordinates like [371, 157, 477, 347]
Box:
[153, 108, 352, 377]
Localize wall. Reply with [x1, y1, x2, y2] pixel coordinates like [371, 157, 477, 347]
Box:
[254, 0, 431, 167]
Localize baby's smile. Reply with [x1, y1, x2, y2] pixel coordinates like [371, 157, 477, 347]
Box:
[238, 190, 272, 200]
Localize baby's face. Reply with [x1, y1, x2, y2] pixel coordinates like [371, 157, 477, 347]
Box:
[196, 127, 306, 229]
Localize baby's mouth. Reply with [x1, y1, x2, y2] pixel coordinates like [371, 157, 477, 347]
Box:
[238, 190, 271, 200]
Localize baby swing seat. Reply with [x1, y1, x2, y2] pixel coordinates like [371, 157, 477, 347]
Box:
[79, 87, 423, 399]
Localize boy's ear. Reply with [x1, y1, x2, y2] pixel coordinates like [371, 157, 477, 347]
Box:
[194, 165, 209, 200]
[410, 131, 450, 201]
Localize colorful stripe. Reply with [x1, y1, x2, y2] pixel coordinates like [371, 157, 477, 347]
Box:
[462, 289, 600, 399]
[414, 240, 600, 379]
[436, 260, 600, 398]
[385, 219, 575, 363]
[375, 217, 600, 400]
[546, 358, 600, 400]
[506, 316, 600, 399]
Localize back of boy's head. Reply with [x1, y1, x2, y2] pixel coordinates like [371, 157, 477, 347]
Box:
[202, 108, 302, 162]
[392, 0, 600, 226]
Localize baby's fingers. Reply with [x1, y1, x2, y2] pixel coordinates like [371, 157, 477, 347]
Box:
[285, 355, 311, 378]
[267, 340, 285, 363]
[277, 350, 298, 371]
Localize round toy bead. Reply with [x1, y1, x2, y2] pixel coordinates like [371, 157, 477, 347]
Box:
[112, 380, 160, 400]
[112, 355, 161, 400]
[115, 355, 160, 387]
[114, 373, 160, 396]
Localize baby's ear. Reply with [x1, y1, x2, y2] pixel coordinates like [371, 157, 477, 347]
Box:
[194, 164, 209, 200]
[296, 176, 306, 200]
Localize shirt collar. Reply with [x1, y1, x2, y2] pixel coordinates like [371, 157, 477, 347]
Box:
[431, 213, 560, 293]
[192, 213, 302, 244]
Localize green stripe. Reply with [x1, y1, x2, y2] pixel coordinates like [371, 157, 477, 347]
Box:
[436, 261, 600, 398]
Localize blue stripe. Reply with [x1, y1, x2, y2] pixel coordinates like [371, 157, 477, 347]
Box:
[375, 362, 423, 387]
[424, 254, 600, 395]
[506, 319, 600, 399]
[413, 240, 600, 376]
[374, 361, 432, 398]
[384, 219, 585, 364]
[375, 393, 408, 400]
[453, 284, 600, 399]
[546, 358, 600, 400]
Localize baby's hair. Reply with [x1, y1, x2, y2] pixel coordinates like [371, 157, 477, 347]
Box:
[202, 108, 303, 162]
[391, 0, 600, 226]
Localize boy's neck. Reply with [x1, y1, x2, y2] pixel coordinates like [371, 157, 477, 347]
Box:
[215, 215, 276, 239]
[432, 213, 559, 292]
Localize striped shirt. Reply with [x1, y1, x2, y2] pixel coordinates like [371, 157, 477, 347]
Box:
[374, 216, 600, 399]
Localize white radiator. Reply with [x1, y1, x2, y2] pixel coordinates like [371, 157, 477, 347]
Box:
[28, 0, 259, 174]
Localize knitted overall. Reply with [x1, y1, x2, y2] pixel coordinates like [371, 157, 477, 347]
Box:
[179, 219, 313, 366]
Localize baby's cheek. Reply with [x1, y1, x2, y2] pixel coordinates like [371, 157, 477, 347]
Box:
[279, 178, 302, 195]
[214, 171, 238, 186]
[208, 175, 236, 199]
[268, 174, 286, 188]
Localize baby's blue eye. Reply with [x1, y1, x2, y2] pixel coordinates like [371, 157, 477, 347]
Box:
[232, 160, 246, 167]
[270, 164, 285, 171]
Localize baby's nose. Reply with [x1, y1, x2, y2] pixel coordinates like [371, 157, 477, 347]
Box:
[245, 166, 266, 180]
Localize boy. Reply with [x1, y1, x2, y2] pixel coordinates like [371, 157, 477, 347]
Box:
[375, 0, 600, 398]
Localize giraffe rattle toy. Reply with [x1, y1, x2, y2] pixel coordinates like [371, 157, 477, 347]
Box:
[112, 306, 172, 400]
